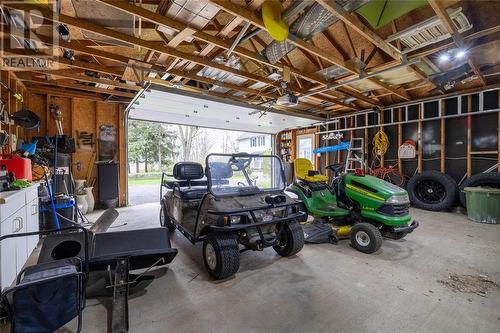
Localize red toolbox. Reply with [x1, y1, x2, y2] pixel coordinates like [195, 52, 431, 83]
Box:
[0, 154, 32, 181]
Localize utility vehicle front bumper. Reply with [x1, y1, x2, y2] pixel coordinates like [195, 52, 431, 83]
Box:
[392, 220, 419, 234]
[207, 211, 307, 232]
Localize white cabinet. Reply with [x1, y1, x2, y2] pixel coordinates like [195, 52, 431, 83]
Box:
[26, 199, 39, 252]
[0, 216, 17, 290]
[0, 185, 39, 290]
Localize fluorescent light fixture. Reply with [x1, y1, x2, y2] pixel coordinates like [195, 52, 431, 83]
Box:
[439, 54, 450, 62]
[455, 49, 467, 59]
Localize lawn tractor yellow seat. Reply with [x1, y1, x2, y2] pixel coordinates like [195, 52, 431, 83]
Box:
[295, 158, 329, 183]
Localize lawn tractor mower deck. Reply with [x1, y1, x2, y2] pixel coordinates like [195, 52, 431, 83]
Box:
[288, 158, 418, 253]
[160, 153, 305, 280]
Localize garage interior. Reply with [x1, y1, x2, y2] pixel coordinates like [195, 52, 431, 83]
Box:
[0, 0, 499, 332]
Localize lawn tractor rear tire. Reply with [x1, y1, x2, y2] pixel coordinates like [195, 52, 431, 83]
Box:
[203, 232, 240, 280]
[160, 204, 176, 232]
[350, 223, 383, 254]
[459, 172, 500, 207]
[273, 220, 304, 257]
[407, 171, 458, 211]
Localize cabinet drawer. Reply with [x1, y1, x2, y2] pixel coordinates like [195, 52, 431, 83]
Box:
[25, 185, 39, 205]
[0, 192, 25, 223]
[0, 207, 26, 289]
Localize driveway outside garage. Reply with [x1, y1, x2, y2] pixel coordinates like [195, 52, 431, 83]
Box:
[128, 182, 160, 205]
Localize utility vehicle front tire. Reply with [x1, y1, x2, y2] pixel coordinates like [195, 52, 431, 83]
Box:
[203, 232, 240, 280]
[273, 220, 304, 257]
[160, 204, 176, 232]
[350, 223, 382, 254]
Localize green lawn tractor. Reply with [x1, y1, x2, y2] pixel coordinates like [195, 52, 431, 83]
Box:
[287, 158, 418, 253]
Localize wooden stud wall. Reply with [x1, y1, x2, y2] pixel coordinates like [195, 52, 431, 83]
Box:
[1, 71, 29, 152]
[27, 94, 127, 206]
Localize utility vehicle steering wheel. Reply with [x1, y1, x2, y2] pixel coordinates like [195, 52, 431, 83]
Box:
[229, 156, 253, 171]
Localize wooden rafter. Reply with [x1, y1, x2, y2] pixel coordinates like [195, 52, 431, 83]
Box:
[427, 0, 487, 86]
[315, 0, 402, 60]
[32, 70, 142, 91]
[316, 0, 429, 89]
[94, 0, 378, 106]
[5, 3, 282, 89]
[209, 0, 410, 101]
[18, 76, 136, 98]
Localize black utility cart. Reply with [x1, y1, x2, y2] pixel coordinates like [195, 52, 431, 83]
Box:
[160, 153, 306, 280]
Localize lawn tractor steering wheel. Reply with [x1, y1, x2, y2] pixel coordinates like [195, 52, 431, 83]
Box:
[326, 163, 344, 176]
[229, 156, 253, 171]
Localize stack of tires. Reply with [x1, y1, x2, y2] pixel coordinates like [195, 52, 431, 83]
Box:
[406, 171, 500, 211]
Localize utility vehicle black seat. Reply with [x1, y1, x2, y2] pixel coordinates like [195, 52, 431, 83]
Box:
[173, 162, 207, 200]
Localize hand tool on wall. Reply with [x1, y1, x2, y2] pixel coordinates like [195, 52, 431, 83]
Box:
[0, 79, 23, 102]
[50, 104, 64, 135]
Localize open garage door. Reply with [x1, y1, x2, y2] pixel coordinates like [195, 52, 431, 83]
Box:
[126, 84, 320, 134]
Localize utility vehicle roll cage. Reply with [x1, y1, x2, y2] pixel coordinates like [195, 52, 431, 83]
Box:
[205, 152, 287, 197]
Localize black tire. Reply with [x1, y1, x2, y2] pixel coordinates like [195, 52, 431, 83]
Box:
[407, 171, 458, 211]
[350, 223, 383, 254]
[203, 232, 240, 280]
[273, 220, 305, 257]
[160, 203, 176, 232]
[459, 172, 500, 207]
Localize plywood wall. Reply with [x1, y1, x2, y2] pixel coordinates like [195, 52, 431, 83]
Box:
[0, 71, 29, 151]
[28, 95, 127, 206]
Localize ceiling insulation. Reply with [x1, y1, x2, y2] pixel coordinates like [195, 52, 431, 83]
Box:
[157, 0, 219, 36]
[71, 0, 134, 46]
[263, 0, 368, 65]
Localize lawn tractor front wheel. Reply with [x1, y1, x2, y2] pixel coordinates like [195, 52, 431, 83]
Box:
[350, 223, 383, 254]
[160, 203, 176, 232]
[203, 232, 240, 280]
[273, 220, 304, 257]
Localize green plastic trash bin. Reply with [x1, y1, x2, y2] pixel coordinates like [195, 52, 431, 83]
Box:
[463, 187, 500, 224]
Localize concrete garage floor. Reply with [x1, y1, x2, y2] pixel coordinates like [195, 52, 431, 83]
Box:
[77, 203, 500, 333]
[3, 204, 498, 333]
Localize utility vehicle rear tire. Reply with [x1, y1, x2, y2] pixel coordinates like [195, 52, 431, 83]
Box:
[407, 171, 458, 211]
[459, 172, 500, 207]
[160, 204, 176, 232]
[203, 232, 240, 280]
[350, 223, 382, 254]
[273, 220, 304, 257]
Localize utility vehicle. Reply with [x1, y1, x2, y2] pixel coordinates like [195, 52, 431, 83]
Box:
[160, 153, 305, 280]
[287, 158, 418, 253]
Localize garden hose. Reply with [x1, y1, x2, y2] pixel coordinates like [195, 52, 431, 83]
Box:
[372, 128, 389, 156]
[370, 128, 389, 169]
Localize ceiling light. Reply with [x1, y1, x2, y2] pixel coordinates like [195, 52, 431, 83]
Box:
[455, 49, 467, 59]
[439, 54, 450, 63]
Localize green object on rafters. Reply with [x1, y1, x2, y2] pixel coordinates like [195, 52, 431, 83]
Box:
[356, 0, 427, 29]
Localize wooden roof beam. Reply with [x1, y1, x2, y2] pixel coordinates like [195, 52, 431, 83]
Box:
[18, 77, 136, 98]
[315, 0, 402, 60]
[25, 84, 106, 100]
[31, 70, 142, 91]
[1, 48, 125, 76]
[95, 0, 379, 104]
[5, 3, 281, 89]
[427, 0, 486, 86]
[209, 0, 408, 102]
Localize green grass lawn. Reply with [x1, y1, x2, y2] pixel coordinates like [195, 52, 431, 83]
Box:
[128, 177, 162, 186]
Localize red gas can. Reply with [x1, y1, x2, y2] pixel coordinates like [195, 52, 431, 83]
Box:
[0, 154, 32, 181]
